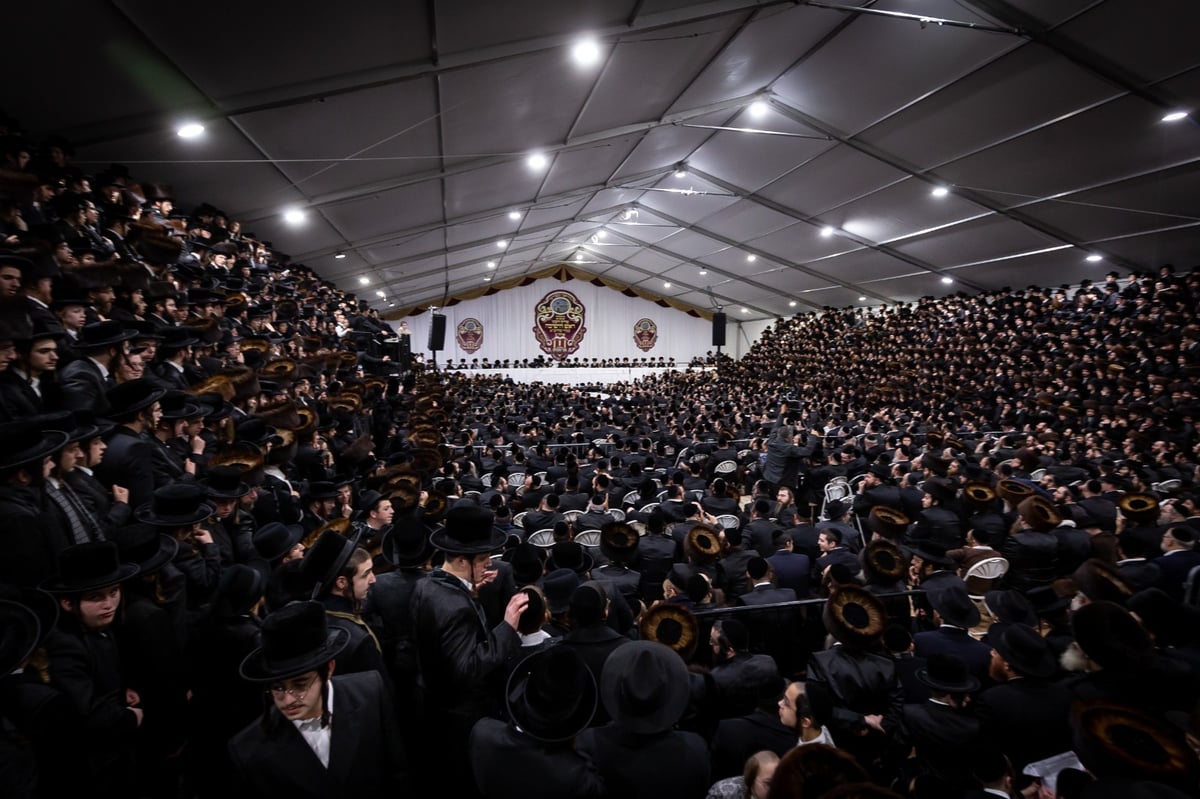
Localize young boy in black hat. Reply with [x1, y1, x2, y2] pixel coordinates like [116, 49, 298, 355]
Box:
[230, 600, 406, 798]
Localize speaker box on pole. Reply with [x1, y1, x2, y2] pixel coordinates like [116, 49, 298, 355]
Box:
[711, 312, 726, 346]
[428, 313, 447, 351]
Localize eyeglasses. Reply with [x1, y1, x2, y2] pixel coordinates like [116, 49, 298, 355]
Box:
[268, 674, 317, 699]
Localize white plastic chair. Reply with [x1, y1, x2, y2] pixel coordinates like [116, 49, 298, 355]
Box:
[714, 460, 737, 475]
[640, 502, 660, 515]
[716, 514, 740, 530]
[608, 508, 626, 522]
[562, 510, 584, 523]
[965, 556, 1010, 600]
[512, 511, 527, 529]
[576, 530, 601, 548]
[480, 473, 492, 488]
[527, 528, 556, 547]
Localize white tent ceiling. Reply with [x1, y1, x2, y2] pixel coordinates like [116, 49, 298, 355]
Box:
[10, 0, 1200, 319]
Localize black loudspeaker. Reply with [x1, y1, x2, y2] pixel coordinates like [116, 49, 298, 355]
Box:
[428, 313, 447, 351]
[711, 312, 727, 346]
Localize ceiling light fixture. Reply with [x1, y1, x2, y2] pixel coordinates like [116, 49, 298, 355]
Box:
[571, 37, 601, 67]
[388, 302, 395, 307]
[663, 282, 671, 288]
[746, 254, 756, 262]
[575, 252, 585, 261]
[1162, 110, 1189, 122]
[748, 100, 769, 119]
[508, 210, 522, 220]
[595, 229, 606, 239]
[1086, 254, 1103, 262]
[282, 209, 306, 225]
[176, 122, 205, 139]
[788, 301, 797, 307]
[931, 186, 950, 198]
[486, 260, 496, 269]
[858, 296, 867, 302]
[527, 152, 548, 170]
[375, 290, 386, 298]
[698, 268, 708, 276]
[820, 226, 835, 237]
[358, 276, 369, 285]
[741, 307, 750, 314]
[334, 251, 346, 260]
[941, 276, 954, 284]
[673, 163, 688, 178]
[496, 239, 508, 249]
[483, 276, 492, 282]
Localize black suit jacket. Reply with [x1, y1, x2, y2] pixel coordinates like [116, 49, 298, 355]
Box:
[470, 718, 604, 799]
[95, 426, 161, 512]
[228, 670, 405, 799]
[58, 356, 112, 414]
[710, 709, 796, 779]
[768, 551, 811, 597]
[913, 627, 992, 685]
[976, 677, 1073, 769]
[576, 724, 710, 799]
[894, 700, 983, 786]
[735, 584, 797, 606]
[1157, 549, 1200, 602]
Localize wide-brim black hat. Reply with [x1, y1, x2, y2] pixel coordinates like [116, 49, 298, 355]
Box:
[64, 410, 114, 444]
[502, 541, 547, 585]
[911, 541, 955, 568]
[300, 528, 363, 598]
[823, 584, 887, 649]
[916, 653, 980, 694]
[601, 641, 690, 735]
[545, 541, 594, 576]
[382, 511, 436, 569]
[253, 522, 305, 564]
[159, 391, 203, 420]
[982, 589, 1037, 627]
[0, 422, 69, 471]
[77, 320, 137, 350]
[638, 602, 698, 662]
[112, 523, 179, 575]
[987, 622, 1056, 679]
[106, 379, 167, 419]
[239, 600, 350, 682]
[41, 541, 140, 594]
[506, 647, 597, 743]
[200, 465, 251, 500]
[927, 584, 981, 628]
[135, 484, 215, 528]
[214, 564, 266, 619]
[430, 505, 505, 555]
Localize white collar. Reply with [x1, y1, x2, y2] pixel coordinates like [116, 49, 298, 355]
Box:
[292, 679, 335, 729]
[87, 357, 109, 379]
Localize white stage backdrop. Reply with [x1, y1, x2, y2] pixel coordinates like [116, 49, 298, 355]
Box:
[401, 278, 717, 365]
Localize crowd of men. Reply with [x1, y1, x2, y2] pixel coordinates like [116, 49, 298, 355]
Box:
[1, 125, 1199, 799]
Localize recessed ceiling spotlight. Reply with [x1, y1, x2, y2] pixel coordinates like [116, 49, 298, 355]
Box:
[1086, 254, 1103, 262]
[746, 254, 756, 262]
[698, 268, 708, 276]
[334, 251, 347, 259]
[375, 290, 386, 298]
[575, 252, 585, 261]
[176, 122, 205, 139]
[496, 239, 508, 249]
[1162, 110, 1189, 122]
[941, 276, 954, 284]
[486, 260, 497, 269]
[931, 186, 950, 198]
[572, 37, 601, 66]
[595, 229, 606, 239]
[388, 302, 395, 307]
[358, 276, 369, 285]
[788, 301, 797, 307]
[508, 210, 522, 221]
[663, 282, 671, 289]
[673, 163, 688, 178]
[741, 307, 750, 314]
[820, 226, 835, 237]
[748, 100, 769, 119]
[483, 276, 492, 282]
[858, 296, 867, 302]
[527, 152, 548, 170]
[282, 209, 306, 225]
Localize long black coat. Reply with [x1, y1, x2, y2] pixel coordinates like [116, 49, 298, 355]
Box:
[0, 484, 62, 587]
[58, 356, 112, 414]
[95, 426, 161, 513]
[894, 700, 983, 787]
[576, 724, 710, 799]
[913, 627, 992, 686]
[228, 670, 406, 799]
[560, 624, 631, 727]
[469, 719, 605, 799]
[710, 708, 796, 779]
[805, 646, 903, 765]
[976, 677, 1073, 769]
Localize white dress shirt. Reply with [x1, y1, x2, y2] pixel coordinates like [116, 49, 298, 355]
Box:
[292, 680, 334, 768]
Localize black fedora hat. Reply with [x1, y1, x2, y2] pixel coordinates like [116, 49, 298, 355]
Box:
[599, 521, 639, 563]
[429, 505, 505, 555]
[600, 641, 691, 735]
[304, 481, 338, 502]
[253, 522, 305, 564]
[916, 653, 980, 694]
[911, 540, 954, 568]
[638, 602, 698, 662]
[300, 528, 362, 598]
[505, 647, 597, 743]
[159, 390, 203, 420]
[0, 584, 58, 653]
[213, 563, 265, 619]
[0, 422, 69, 471]
[158, 326, 199, 351]
[987, 622, 1056, 679]
[927, 583, 981, 628]
[200, 465, 250, 500]
[545, 541, 594, 576]
[982, 589, 1037, 626]
[106, 379, 166, 419]
[501, 542, 546, 586]
[238, 600, 350, 682]
[111, 523, 178, 575]
[64, 409, 114, 444]
[381, 511, 436, 569]
[0, 600, 42, 675]
[135, 484, 215, 528]
[41, 541, 140, 594]
[76, 320, 137, 350]
[823, 584, 887, 649]
[540, 568, 581, 615]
